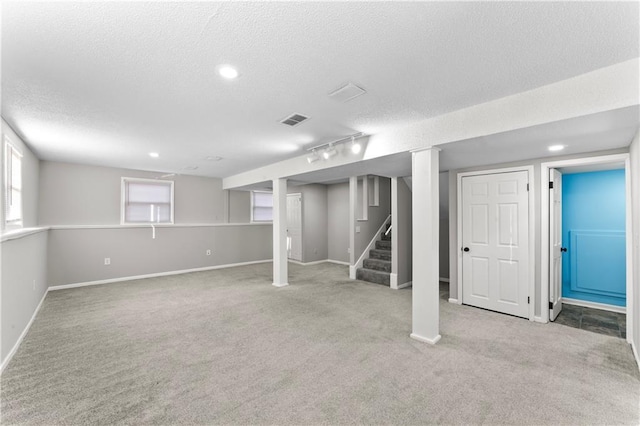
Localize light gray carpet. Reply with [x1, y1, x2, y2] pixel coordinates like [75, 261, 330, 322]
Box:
[1, 262, 639, 425]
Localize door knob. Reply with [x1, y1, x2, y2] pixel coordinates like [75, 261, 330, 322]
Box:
[560, 247, 567, 252]
[463, 247, 470, 252]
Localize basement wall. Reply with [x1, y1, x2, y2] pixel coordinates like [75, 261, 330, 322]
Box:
[327, 182, 350, 263]
[0, 119, 48, 369]
[354, 177, 391, 262]
[288, 184, 328, 263]
[38, 162, 272, 287]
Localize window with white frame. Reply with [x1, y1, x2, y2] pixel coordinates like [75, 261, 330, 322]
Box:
[121, 178, 174, 224]
[4, 140, 23, 226]
[251, 191, 273, 222]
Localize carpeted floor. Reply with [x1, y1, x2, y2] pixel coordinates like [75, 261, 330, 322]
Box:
[1, 262, 639, 425]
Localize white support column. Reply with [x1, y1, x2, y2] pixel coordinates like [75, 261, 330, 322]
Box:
[361, 176, 369, 220]
[410, 147, 441, 344]
[349, 176, 357, 279]
[272, 178, 289, 287]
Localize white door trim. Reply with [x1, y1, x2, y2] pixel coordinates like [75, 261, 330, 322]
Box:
[540, 153, 632, 345]
[457, 165, 536, 321]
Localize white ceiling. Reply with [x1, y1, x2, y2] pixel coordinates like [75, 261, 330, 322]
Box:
[2, 2, 639, 178]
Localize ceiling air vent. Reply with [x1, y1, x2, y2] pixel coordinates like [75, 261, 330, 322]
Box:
[328, 82, 366, 103]
[280, 113, 309, 127]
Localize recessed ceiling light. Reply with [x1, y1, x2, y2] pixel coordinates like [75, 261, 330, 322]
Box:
[548, 145, 565, 152]
[183, 165, 199, 171]
[149, 152, 159, 158]
[206, 156, 223, 161]
[217, 65, 239, 80]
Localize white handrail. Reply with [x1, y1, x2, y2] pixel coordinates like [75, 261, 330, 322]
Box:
[353, 214, 391, 272]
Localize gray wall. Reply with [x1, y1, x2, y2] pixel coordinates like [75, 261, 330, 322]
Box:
[1, 120, 39, 229]
[1, 231, 49, 364]
[289, 184, 328, 263]
[39, 161, 226, 225]
[448, 148, 628, 318]
[47, 224, 272, 286]
[228, 190, 251, 223]
[355, 177, 391, 262]
[327, 182, 349, 263]
[38, 161, 273, 286]
[393, 178, 412, 285]
[0, 120, 48, 367]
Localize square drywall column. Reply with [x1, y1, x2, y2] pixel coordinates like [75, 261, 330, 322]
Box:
[272, 178, 289, 287]
[410, 147, 441, 344]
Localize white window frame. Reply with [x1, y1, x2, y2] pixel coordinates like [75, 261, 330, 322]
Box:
[120, 177, 174, 225]
[251, 190, 273, 223]
[4, 138, 23, 228]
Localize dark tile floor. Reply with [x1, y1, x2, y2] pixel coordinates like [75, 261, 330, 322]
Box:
[554, 303, 626, 339]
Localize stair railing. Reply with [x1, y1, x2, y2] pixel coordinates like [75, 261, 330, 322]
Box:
[350, 214, 392, 278]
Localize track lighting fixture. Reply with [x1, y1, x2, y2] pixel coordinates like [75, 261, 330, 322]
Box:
[305, 132, 365, 164]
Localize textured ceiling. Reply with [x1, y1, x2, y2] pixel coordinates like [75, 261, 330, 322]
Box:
[2, 2, 639, 178]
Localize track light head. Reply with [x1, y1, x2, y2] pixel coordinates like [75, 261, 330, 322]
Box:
[307, 149, 320, 163]
[323, 144, 337, 160]
[350, 136, 361, 154]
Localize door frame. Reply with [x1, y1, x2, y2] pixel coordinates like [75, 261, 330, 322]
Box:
[457, 165, 536, 321]
[540, 153, 633, 344]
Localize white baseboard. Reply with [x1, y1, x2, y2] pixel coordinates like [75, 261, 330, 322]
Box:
[632, 341, 640, 374]
[349, 265, 356, 279]
[397, 281, 412, 289]
[448, 298, 459, 304]
[410, 333, 442, 345]
[390, 273, 398, 289]
[326, 259, 350, 266]
[288, 259, 326, 266]
[534, 316, 546, 324]
[272, 282, 289, 287]
[1, 289, 48, 375]
[562, 298, 626, 314]
[48, 259, 273, 291]
[439, 277, 450, 283]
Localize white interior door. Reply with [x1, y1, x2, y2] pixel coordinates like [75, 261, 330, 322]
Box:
[462, 171, 530, 318]
[286, 193, 302, 261]
[549, 169, 563, 321]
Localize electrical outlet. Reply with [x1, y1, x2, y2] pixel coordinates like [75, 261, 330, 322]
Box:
[206, 249, 211, 256]
[104, 258, 111, 265]
[347, 248, 351, 253]
[355, 226, 361, 233]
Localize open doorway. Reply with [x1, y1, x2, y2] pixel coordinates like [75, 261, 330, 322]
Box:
[542, 154, 633, 341]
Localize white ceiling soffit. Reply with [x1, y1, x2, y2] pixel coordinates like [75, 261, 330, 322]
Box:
[262, 105, 639, 186]
[437, 105, 639, 172]
[2, 2, 639, 178]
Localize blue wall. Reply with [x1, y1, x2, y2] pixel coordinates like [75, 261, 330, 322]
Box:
[562, 169, 626, 306]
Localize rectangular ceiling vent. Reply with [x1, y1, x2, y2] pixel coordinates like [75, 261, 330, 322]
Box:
[328, 82, 366, 103]
[280, 113, 309, 127]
